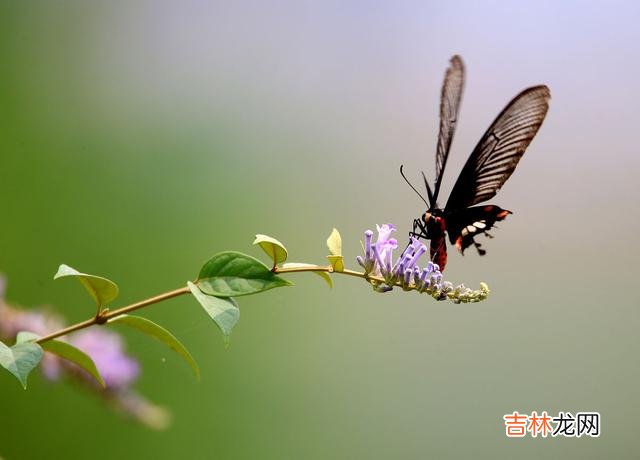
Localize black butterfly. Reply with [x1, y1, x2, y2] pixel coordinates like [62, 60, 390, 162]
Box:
[403, 55, 550, 271]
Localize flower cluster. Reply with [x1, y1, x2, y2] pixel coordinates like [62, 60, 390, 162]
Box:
[356, 224, 489, 303]
[0, 275, 170, 429]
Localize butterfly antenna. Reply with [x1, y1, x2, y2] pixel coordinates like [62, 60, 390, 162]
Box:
[400, 165, 429, 207]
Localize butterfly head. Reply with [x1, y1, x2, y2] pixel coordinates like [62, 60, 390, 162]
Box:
[413, 209, 445, 241]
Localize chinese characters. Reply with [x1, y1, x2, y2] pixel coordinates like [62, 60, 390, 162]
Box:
[503, 411, 600, 438]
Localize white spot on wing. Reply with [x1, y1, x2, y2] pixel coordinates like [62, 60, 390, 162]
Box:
[466, 225, 476, 233]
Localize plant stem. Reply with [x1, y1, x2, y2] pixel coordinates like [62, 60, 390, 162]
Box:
[34, 317, 100, 345]
[35, 286, 190, 345]
[273, 265, 334, 274]
[273, 265, 384, 283]
[33, 264, 390, 346]
[102, 286, 190, 321]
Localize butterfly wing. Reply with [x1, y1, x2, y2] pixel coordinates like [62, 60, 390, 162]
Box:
[445, 85, 550, 211]
[445, 205, 512, 255]
[432, 55, 465, 205]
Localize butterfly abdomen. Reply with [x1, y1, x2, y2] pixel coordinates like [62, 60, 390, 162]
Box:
[427, 215, 448, 271]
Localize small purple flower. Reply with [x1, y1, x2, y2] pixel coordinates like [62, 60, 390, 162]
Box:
[70, 328, 140, 390]
[376, 223, 396, 244]
[0, 300, 66, 380]
[394, 237, 427, 277]
[359, 224, 432, 291]
[115, 391, 171, 430]
[402, 268, 412, 289]
[373, 224, 398, 276]
[357, 230, 376, 273]
[0, 277, 171, 429]
[364, 230, 374, 260]
[416, 267, 431, 290]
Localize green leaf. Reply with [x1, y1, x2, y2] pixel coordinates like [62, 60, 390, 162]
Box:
[15, 331, 40, 344]
[0, 339, 43, 389]
[326, 228, 342, 256]
[197, 251, 292, 297]
[54, 264, 119, 308]
[109, 315, 200, 380]
[253, 234, 288, 266]
[188, 282, 239, 339]
[281, 263, 333, 288]
[17, 332, 105, 388]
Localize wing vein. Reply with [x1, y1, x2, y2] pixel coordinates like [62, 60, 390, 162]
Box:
[445, 85, 550, 210]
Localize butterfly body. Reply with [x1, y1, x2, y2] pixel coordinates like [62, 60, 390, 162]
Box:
[406, 56, 550, 271]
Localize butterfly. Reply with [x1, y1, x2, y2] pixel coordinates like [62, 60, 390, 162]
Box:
[402, 55, 550, 271]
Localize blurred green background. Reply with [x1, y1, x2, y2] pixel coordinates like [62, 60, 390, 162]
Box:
[1, 1, 639, 458]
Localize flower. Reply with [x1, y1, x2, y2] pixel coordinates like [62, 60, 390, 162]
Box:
[69, 328, 140, 390]
[372, 223, 398, 277]
[0, 287, 67, 380]
[0, 274, 170, 429]
[356, 225, 490, 303]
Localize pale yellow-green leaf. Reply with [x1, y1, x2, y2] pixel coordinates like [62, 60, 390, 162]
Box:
[327, 255, 344, 272]
[281, 263, 333, 288]
[253, 234, 288, 265]
[54, 264, 119, 308]
[326, 228, 342, 256]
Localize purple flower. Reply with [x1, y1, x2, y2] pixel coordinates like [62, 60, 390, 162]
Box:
[364, 229, 374, 260]
[376, 223, 396, 243]
[0, 292, 66, 380]
[70, 328, 140, 390]
[356, 230, 376, 273]
[373, 224, 398, 275]
[0, 304, 64, 340]
[0, 278, 169, 429]
[394, 237, 427, 279]
[355, 224, 490, 302]
[358, 224, 434, 291]
[115, 391, 171, 430]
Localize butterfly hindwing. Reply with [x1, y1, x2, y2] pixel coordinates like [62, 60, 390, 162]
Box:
[445, 205, 511, 254]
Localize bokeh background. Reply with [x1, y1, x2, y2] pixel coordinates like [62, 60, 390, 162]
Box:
[1, 1, 639, 458]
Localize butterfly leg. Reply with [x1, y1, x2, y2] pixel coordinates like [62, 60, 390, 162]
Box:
[409, 220, 417, 239]
[410, 218, 428, 240]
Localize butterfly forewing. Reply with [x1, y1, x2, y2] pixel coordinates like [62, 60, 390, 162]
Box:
[433, 55, 465, 204]
[445, 85, 550, 211]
